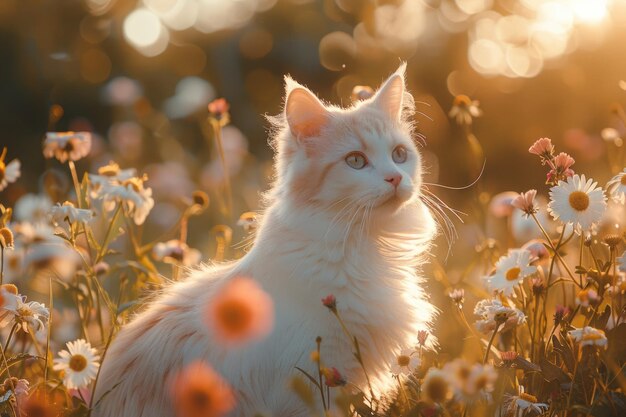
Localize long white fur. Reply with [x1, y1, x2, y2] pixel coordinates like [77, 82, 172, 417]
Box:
[93, 64, 437, 417]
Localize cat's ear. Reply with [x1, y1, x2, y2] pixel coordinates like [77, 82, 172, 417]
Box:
[373, 63, 407, 121]
[284, 77, 329, 139]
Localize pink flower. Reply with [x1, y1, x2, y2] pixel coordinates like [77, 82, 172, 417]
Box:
[500, 351, 518, 362]
[554, 152, 575, 174]
[528, 137, 554, 159]
[417, 330, 429, 346]
[547, 152, 575, 184]
[521, 239, 549, 262]
[553, 305, 569, 324]
[321, 294, 337, 312]
[208, 98, 230, 122]
[489, 192, 518, 218]
[322, 367, 346, 387]
[511, 190, 537, 216]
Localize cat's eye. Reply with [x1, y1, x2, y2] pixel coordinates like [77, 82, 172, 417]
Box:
[392, 145, 408, 163]
[345, 152, 368, 169]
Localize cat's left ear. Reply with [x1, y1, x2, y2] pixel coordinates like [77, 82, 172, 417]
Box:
[373, 63, 407, 122]
[284, 77, 329, 140]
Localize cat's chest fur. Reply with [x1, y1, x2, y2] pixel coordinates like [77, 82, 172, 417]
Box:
[230, 204, 435, 390]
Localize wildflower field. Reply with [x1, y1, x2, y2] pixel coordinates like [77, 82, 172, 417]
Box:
[2, 1, 626, 416]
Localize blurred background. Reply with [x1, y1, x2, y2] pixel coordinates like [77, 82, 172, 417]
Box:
[1, 0, 626, 354]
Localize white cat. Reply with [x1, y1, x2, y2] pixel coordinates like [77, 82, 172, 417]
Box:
[93, 63, 437, 417]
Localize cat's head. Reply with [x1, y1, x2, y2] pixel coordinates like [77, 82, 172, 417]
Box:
[268, 64, 423, 215]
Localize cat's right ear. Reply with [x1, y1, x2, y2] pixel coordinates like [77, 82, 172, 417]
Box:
[285, 79, 329, 140]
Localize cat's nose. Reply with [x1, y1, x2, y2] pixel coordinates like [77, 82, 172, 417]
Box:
[384, 173, 402, 188]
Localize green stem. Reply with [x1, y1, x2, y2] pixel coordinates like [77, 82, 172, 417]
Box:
[483, 322, 502, 365]
[89, 279, 124, 414]
[578, 234, 584, 288]
[68, 160, 83, 209]
[0, 337, 18, 417]
[530, 213, 579, 285]
[210, 119, 233, 218]
[96, 204, 123, 263]
[315, 338, 327, 411]
[3, 323, 18, 353]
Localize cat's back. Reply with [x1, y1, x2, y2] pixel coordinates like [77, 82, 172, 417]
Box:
[92, 262, 236, 417]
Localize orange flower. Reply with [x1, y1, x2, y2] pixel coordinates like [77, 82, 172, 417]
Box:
[204, 277, 273, 344]
[19, 389, 61, 417]
[172, 361, 235, 417]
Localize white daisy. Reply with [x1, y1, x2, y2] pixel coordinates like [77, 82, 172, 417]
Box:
[53, 339, 100, 389]
[43, 131, 92, 163]
[474, 298, 525, 334]
[441, 360, 497, 402]
[569, 326, 608, 349]
[0, 148, 20, 191]
[504, 386, 549, 416]
[96, 177, 154, 225]
[618, 250, 626, 273]
[390, 348, 420, 376]
[153, 239, 201, 266]
[448, 95, 482, 125]
[548, 174, 607, 232]
[88, 161, 137, 199]
[13, 221, 79, 280]
[0, 285, 21, 316]
[14, 194, 52, 223]
[1, 295, 49, 337]
[484, 249, 537, 296]
[49, 202, 94, 225]
[606, 168, 626, 204]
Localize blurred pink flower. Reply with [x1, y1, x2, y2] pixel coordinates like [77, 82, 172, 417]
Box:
[204, 277, 274, 345]
[511, 190, 537, 216]
[322, 367, 346, 387]
[417, 330, 429, 347]
[521, 239, 549, 262]
[321, 294, 337, 312]
[489, 192, 518, 218]
[43, 132, 92, 163]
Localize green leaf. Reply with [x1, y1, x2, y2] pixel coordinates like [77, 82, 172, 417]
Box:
[539, 357, 571, 383]
[294, 366, 321, 390]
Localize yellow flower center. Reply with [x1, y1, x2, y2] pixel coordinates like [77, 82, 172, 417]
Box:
[397, 355, 411, 367]
[568, 191, 590, 211]
[519, 392, 537, 402]
[69, 354, 88, 372]
[16, 306, 33, 317]
[63, 140, 75, 153]
[453, 95, 471, 107]
[505, 267, 521, 281]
